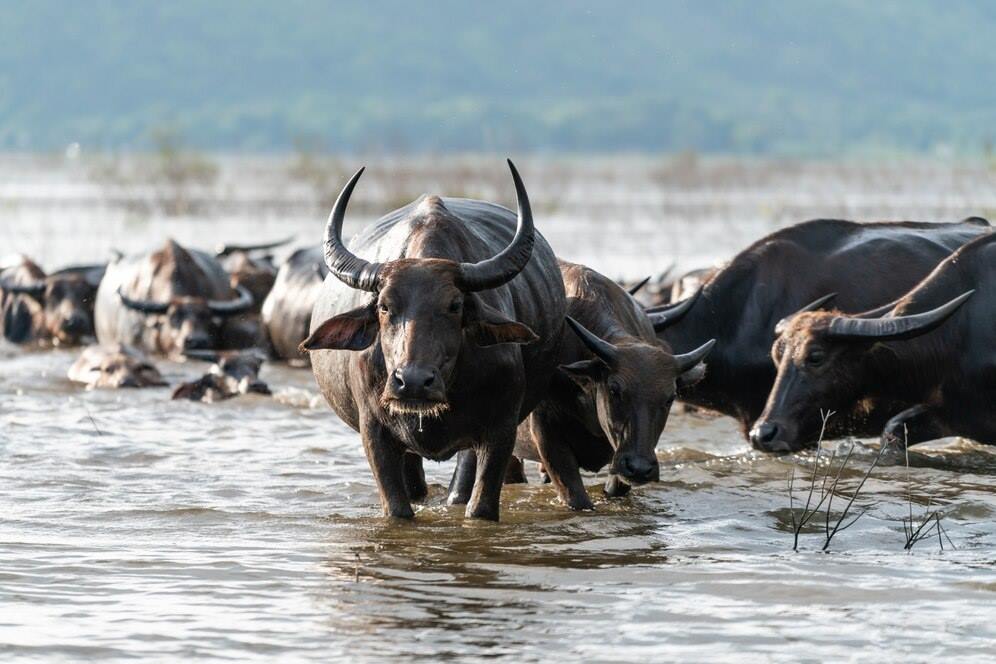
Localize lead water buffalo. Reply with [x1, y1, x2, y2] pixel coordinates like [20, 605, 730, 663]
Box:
[652, 217, 990, 439]
[262, 246, 327, 364]
[95, 240, 256, 358]
[0, 256, 105, 346]
[513, 260, 714, 510]
[302, 161, 566, 521]
[752, 232, 996, 452]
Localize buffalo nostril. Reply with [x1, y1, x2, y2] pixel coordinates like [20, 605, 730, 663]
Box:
[422, 372, 436, 388]
[183, 335, 211, 351]
[392, 369, 406, 389]
[750, 422, 780, 447]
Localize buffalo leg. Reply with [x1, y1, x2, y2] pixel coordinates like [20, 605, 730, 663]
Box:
[531, 414, 593, 511]
[360, 414, 414, 519]
[466, 431, 515, 521]
[604, 474, 631, 498]
[880, 404, 946, 448]
[447, 450, 477, 505]
[403, 452, 428, 503]
[504, 455, 527, 484]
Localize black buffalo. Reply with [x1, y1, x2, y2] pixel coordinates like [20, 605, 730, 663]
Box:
[262, 246, 327, 364]
[754, 232, 996, 452]
[512, 261, 713, 510]
[95, 239, 256, 358]
[301, 161, 566, 521]
[0, 256, 105, 346]
[651, 217, 989, 440]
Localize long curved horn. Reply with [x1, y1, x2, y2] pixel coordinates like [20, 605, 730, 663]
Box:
[674, 338, 716, 373]
[208, 285, 254, 317]
[215, 237, 294, 257]
[118, 288, 169, 314]
[458, 159, 536, 292]
[826, 290, 974, 341]
[774, 292, 838, 335]
[627, 275, 652, 296]
[0, 276, 45, 297]
[564, 315, 618, 365]
[647, 287, 702, 331]
[323, 168, 381, 292]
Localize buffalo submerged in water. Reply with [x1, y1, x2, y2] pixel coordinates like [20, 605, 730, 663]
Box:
[301, 161, 566, 521]
[94, 239, 258, 358]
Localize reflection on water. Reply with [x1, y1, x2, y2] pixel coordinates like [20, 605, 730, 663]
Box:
[2, 159, 996, 661]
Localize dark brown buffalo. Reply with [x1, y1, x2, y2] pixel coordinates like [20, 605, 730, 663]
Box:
[215, 240, 289, 350]
[94, 239, 256, 358]
[68, 344, 167, 389]
[651, 217, 990, 439]
[753, 233, 996, 452]
[172, 349, 271, 402]
[513, 261, 714, 510]
[302, 161, 566, 521]
[0, 256, 104, 346]
[262, 246, 327, 364]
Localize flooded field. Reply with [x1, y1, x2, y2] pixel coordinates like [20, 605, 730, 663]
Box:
[1, 155, 995, 661]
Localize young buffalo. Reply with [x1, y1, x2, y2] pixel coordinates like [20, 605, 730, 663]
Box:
[172, 349, 271, 402]
[516, 262, 714, 510]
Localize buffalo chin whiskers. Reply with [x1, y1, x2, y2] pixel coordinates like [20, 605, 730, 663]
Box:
[382, 397, 450, 422]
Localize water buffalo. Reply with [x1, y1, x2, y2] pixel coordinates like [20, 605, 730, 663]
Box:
[0, 256, 105, 346]
[94, 239, 256, 358]
[262, 246, 327, 364]
[172, 349, 271, 402]
[652, 217, 990, 439]
[215, 240, 289, 349]
[68, 344, 166, 389]
[752, 233, 996, 452]
[512, 261, 714, 510]
[301, 161, 566, 521]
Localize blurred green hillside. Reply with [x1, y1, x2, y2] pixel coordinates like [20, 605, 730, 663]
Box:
[2, 1, 994, 154]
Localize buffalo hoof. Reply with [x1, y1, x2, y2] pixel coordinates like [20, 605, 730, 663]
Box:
[385, 504, 416, 520]
[604, 475, 631, 498]
[566, 495, 595, 511]
[466, 504, 500, 521]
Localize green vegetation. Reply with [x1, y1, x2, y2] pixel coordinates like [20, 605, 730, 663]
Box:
[1, 1, 994, 155]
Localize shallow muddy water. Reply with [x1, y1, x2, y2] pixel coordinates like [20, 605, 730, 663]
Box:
[1, 156, 995, 661]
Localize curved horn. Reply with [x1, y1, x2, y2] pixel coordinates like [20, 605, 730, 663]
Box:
[118, 288, 169, 315]
[564, 315, 618, 365]
[0, 276, 45, 297]
[674, 338, 716, 373]
[647, 286, 702, 332]
[324, 168, 381, 292]
[627, 275, 652, 296]
[208, 285, 254, 317]
[774, 292, 838, 335]
[826, 290, 974, 341]
[215, 236, 294, 257]
[458, 159, 536, 292]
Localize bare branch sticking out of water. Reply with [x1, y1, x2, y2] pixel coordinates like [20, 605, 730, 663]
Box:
[896, 426, 955, 552]
[82, 401, 103, 437]
[786, 409, 889, 552]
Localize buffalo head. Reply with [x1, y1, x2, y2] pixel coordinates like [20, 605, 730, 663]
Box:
[301, 160, 539, 420]
[118, 285, 254, 356]
[0, 264, 103, 346]
[750, 291, 973, 453]
[560, 316, 714, 485]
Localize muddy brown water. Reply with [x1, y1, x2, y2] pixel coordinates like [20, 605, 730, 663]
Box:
[1, 156, 995, 661]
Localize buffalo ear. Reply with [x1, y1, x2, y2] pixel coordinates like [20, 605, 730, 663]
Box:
[464, 296, 539, 347]
[559, 359, 606, 388]
[300, 303, 378, 352]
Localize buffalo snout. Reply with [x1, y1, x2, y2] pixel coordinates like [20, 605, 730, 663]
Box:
[749, 419, 798, 454]
[60, 313, 89, 337]
[389, 365, 443, 401]
[182, 333, 212, 351]
[613, 453, 660, 485]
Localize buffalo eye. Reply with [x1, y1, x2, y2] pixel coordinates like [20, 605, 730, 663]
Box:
[608, 379, 622, 398]
[448, 298, 462, 314]
[378, 302, 390, 315]
[805, 347, 826, 367]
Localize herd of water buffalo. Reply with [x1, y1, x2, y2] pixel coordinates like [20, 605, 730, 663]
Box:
[2, 160, 993, 520]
